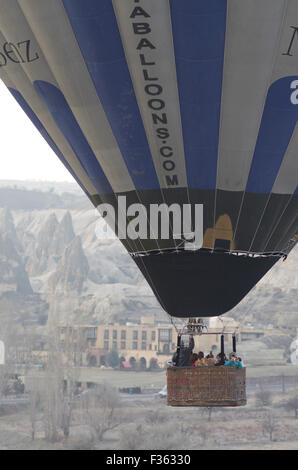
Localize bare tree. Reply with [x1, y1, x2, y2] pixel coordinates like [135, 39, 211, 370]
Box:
[261, 412, 278, 442]
[42, 295, 85, 441]
[59, 324, 85, 438]
[119, 424, 144, 450]
[183, 422, 208, 448]
[285, 395, 298, 419]
[29, 389, 41, 441]
[146, 408, 167, 425]
[255, 390, 273, 408]
[81, 383, 123, 443]
[43, 340, 63, 443]
[120, 421, 186, 450]
[200, 406, 214, 422]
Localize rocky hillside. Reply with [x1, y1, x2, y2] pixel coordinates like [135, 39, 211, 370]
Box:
[0, 189, 161, 327]
[0, 182, 297, 330]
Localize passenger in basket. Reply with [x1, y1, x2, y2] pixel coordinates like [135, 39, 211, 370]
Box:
[205, 355, 215, 366]
[194, 351, 207, 366]
[224, 352, 243, 369]
[214, 352, 226, 366]
[177, 335, 195, 367]
[235, 356, 243, 368]
[205, 352, 215, 365]
[190, 353, 199, 366]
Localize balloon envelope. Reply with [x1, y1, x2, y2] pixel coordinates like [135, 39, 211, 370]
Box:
[0, 0, 297, 317]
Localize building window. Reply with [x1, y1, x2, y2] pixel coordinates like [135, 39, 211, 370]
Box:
[112, 341, 117, 350]
[151, 331, 156, 341]
[159, 328, 171, 341]
[149, 344, 152, 350]
[142, 331, 147, 340]
[141, 342, 146, 350]
[121, 341, 126, 349]
[104, 330, 109, 339]
[113, 330, 117, 339]
[133, 341, 138, 350]
[121, 330, 126, 340]
[133, 331, 138, 340]
[104, 341, 109, 350]
[87, 327, 97, 340]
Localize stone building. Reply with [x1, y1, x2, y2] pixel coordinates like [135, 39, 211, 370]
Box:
[59, 316, 240, 369]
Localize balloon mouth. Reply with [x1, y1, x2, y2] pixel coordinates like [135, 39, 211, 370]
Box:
[132, 249, 281, 318]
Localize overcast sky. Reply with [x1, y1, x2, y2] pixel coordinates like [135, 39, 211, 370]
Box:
[0, 80, 75, 182]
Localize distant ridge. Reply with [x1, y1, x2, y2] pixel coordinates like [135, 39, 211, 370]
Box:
[0, 179, 82, 195]
[0, 181, 91, 211]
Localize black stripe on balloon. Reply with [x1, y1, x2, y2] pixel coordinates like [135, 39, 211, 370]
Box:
[250, 193, 292, 252]
[268, 196, 298, 253]
[234, 193, 269, 252]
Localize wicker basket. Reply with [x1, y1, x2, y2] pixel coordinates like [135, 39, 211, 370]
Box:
[167, 366, 246, 407]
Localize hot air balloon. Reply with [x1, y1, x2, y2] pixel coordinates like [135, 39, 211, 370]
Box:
[0, 0, 297, 321]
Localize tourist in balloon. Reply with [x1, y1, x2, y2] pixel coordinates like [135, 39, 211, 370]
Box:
[205, 351, 215, 365]
[176, 335, 195, 367]
[224, 353, 243, 369]
[194, 351, 207, 366]
[190, 353, 199, 366]
[205, 353, 215, 366]
[214, 353, 227, 366]
[236, 356, 243, 367]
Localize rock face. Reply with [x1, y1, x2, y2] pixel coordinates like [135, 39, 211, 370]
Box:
[0, 208, 22, 252]
[26, 212, 75, 276]
[47, 236, 89, 295]
[0, 212, 33, 295]
[26, 213, 59, 276]
[0, 188, 162, 328]
[50, 211, 75, 257]
[0, 208, 17, 238]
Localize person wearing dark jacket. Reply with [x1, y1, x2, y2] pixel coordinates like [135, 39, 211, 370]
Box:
[214, 352, 226, 366]
[176, 335, 195, 367]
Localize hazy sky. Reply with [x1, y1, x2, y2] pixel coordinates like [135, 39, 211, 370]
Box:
[0, 80, 74, 182]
